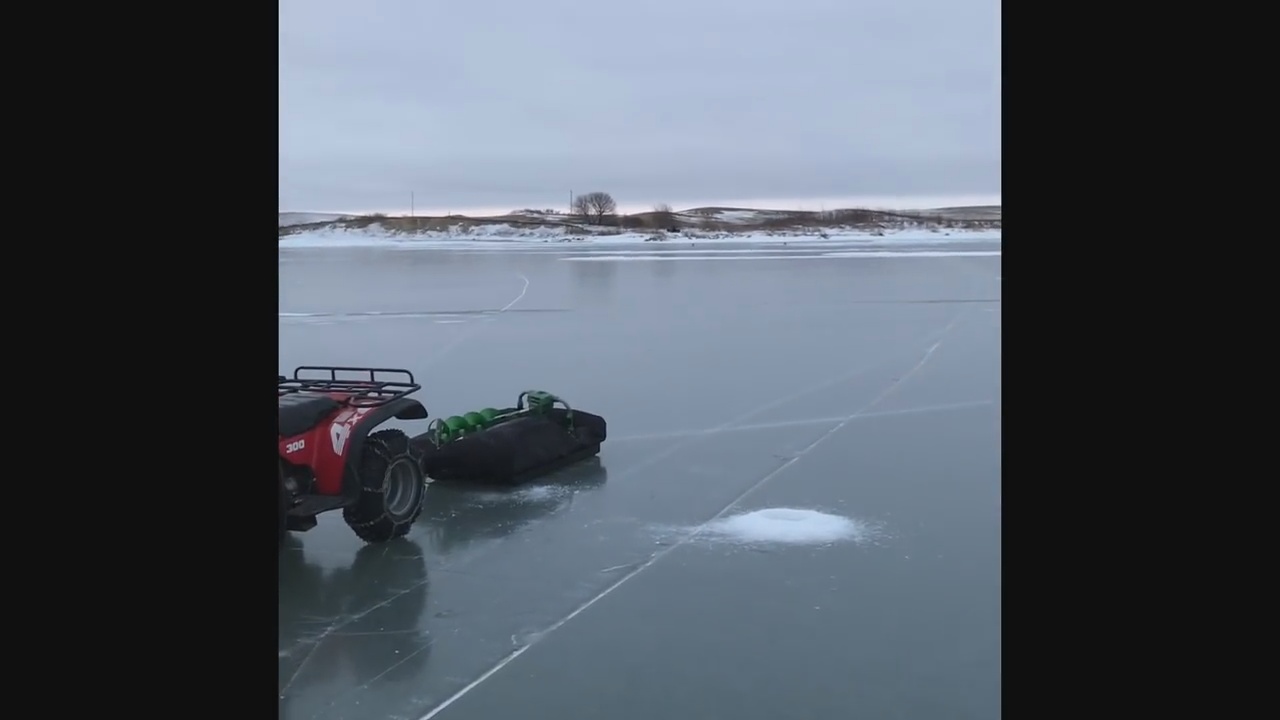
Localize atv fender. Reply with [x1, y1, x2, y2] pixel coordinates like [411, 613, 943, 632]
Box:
[338, 398, 429, 500]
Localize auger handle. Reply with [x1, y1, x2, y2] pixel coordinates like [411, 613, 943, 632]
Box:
[517, 391, 574, 428]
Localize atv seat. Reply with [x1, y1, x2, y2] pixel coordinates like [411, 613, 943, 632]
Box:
[279, 393, 342, 437]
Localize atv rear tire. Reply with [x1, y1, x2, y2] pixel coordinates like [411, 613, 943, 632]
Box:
[343, 429, 426, 543]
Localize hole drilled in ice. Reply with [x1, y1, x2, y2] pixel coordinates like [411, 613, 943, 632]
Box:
[700, 507, 877, 546]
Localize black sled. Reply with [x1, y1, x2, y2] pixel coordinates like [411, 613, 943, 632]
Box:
[409, 391, 607, 486]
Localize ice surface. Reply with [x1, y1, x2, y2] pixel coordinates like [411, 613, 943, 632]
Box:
[277, 310, 482, 323]
[697, 508, 879, 546]
[278, 243, 1001, 720]
[561, 250, 1000, 261]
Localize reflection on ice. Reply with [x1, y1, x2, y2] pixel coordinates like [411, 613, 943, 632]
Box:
[278, 539, 432, 717]
[416, 459, 609, 555]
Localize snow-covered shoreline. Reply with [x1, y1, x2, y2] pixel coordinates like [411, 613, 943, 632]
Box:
[279, 224, 1001, 250]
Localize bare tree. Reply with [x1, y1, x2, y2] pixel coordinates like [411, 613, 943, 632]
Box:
[650, 203, 676, 229]
[572, 191, 617, 225]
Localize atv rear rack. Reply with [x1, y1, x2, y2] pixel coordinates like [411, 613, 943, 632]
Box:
[278, 366, 421, 407]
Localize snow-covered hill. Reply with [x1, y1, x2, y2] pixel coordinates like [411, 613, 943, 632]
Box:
[277, 204, 1001, 248]
[280, 223, 1000, 249]
[278, 212, 354, 227]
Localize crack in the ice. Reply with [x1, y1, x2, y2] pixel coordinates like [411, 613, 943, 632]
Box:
[309, 640, 437, 720]
[420, 273, 529, 372]
[281, 568, 437, 691]
[685, 308, 969, 530]
[599, 319, 967, 485]
[281, 557, 488, 697]
[394, 321, 966, 591]
[607, 399, 994, 444]
[413, 308, 970, 720]
[330, 628, 432, 637]
[281, 644, 320, 691]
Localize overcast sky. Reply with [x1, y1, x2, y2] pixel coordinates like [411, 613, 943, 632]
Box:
[279, 0, 1000, 214]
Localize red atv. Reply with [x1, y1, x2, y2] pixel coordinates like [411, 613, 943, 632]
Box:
[278, 366, 430, 546]
[279, 365, 609, 548]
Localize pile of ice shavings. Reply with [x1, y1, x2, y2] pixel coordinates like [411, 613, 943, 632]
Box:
[468, 484, 563, 505]
[698, 508, 876, 546]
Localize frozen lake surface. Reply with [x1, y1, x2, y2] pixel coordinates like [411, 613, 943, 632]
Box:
[278, 239, 1002, 720]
